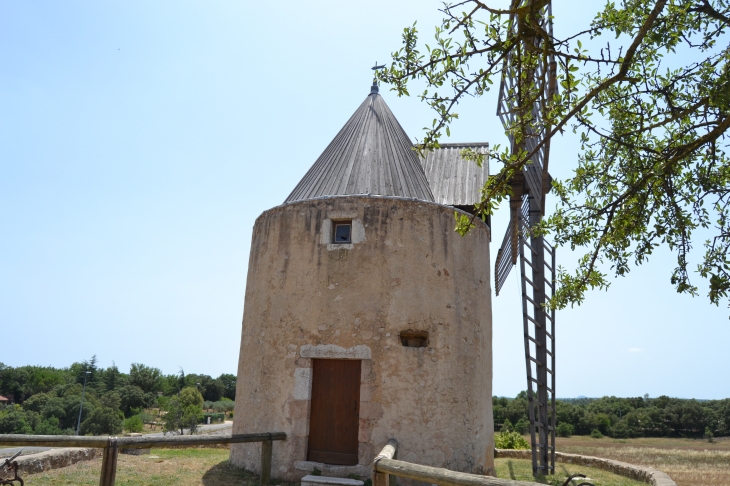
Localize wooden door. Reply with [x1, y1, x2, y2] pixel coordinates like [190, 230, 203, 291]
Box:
[307, 359, 361, 465]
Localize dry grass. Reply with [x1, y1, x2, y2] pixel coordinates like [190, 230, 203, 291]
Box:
[495, 458, 645, 486]
[555, 436, 730, 486]
[21, 437, 730, 486]
[22, 448, 293, 486]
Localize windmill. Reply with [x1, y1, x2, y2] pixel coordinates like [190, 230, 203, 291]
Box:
[494, 0, 558, 477]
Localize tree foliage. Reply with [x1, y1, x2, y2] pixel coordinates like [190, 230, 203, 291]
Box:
[129, 363, 163, 394]
[494, 393, 730, 437]
[80, 406, 123, 435]
[379, 0, 730, 311]
[0, 359, 235, 436]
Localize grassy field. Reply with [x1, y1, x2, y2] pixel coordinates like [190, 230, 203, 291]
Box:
[19, 437, 730, 486]
[22, 448, 274, 486]
[494, 458, 644, 485]
[555, 435, 730, 486]
[24, 448, 645, 486]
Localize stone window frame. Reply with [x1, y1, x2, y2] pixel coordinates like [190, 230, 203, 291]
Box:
[320, 212, 366, 251]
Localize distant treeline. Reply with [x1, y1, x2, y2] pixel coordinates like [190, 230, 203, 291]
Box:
[0, 356, 236, 436]
[494, 392, 730, 438]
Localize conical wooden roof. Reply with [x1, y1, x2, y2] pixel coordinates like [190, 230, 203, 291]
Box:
[285, 85, 434, 203]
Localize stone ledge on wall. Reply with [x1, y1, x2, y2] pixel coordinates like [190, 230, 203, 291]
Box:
[494, 449, 677, 486]
[15, 447, 102, 476]
[300, 344, 372, 360]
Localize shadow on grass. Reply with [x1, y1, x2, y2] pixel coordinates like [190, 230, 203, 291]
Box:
[507, 460, 517, 480]
[201, 461, 296, 486]
[503, 459, 570, 485]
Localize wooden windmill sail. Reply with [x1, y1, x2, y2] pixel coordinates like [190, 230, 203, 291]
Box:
[494, 0, 558, 476]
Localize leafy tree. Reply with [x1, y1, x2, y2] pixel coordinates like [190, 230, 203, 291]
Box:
[123, 415, 144, 433]
[380, 0, 730, 311]
[161, 374, 181, 396]
[556, 422, 574, 437]
[119, 385, 146, 417]
[101, 362, 127, 392]
[129, 363, 162, 394]
[80, 407, 123, 435]
[0, 407, 32, 434]
[100, 391, 121, 411]
[514, 418, 530, 434]
[217, 373, 237, 400]
[33, 416, 65, 435]
[184, 374, 225, 402]
[162, 395, 203, 436]
[73, 355, 102, 390]
[179, 387, 204, 409]
[23, 392, 53, 413]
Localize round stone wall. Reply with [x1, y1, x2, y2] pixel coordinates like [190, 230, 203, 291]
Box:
[230, 195, 494, 480]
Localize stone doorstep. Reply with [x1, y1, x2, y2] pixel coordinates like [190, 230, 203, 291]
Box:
[301, 475, 365, 486]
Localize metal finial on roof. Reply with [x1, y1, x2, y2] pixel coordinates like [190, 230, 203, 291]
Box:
[371, 61, 385, 95]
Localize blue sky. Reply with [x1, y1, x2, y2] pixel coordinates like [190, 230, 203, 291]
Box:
[1, 1, 727, 399]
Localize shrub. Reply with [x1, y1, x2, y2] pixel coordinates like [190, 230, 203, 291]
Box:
[556, 422, 573, 438]
[138, 410, 154, 424]
[610, 420, 630, 438]
[590, 428, 603, 439]
[0, 408, 33, 434]
[500, 418, 514, 433]
[179, 387, 203, 409]
[202, 412, 225, 424]
[124, 415, 144, 433]
[514, 418, 529, 434]
[163, 397, 203, 435]
[119, 385, 146, 417]
[494, 431, 530, 450]
[80, 407, 123, 435]
[34, 416, 65, 435]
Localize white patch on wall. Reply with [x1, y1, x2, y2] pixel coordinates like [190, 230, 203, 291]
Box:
[300, 344, 372, 360]
[292, 368, 312, 400]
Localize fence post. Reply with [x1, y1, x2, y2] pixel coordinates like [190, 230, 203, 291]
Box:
[373, 467, 389, 486]
[373, 439, 398, 486]
[260, 439, 273, 486]
[99, 437, 119, 486]
[389, 446, 397, 486]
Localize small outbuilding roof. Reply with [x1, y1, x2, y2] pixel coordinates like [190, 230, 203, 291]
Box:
[420, 142, 490, 207]
[284, 83, 434, 203]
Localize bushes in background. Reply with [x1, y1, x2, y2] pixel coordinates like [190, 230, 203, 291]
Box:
[0, 357, 236, 436]
[494, 393, 730, 438]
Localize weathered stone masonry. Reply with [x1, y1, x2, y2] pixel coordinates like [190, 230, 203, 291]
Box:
[230, 196, 494, 480]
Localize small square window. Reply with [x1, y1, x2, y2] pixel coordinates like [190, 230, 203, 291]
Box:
[333, 222, 352, 243]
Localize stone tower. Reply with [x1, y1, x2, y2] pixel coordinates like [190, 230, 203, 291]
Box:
[230, 81, 494, 480]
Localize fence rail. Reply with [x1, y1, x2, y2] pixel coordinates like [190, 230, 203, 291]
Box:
[0, 432, 286, 486]
[373, 440, 542, 486]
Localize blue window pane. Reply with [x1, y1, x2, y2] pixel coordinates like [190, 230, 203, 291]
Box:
[334, 224, 351, 243]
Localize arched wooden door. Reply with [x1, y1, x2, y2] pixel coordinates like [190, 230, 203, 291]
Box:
[307, 359, 361, 465]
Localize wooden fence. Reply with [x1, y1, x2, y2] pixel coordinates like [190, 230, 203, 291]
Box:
[373, 439, 543, 486]
[0, 432, 285, 486]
